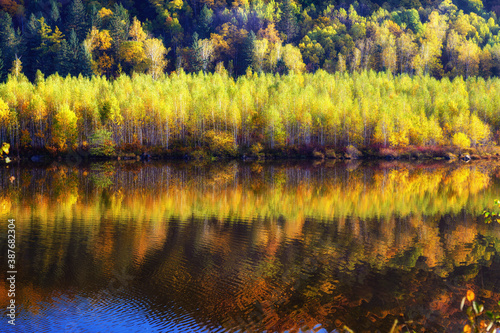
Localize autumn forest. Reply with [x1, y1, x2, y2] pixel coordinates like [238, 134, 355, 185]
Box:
[3, 2, 500, 332]
[1, 0, 500, 156]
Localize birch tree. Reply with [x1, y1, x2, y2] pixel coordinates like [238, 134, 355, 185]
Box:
[144, 38, 170, 80]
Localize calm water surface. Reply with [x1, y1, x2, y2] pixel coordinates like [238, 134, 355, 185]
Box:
[1, 160, 500, 332]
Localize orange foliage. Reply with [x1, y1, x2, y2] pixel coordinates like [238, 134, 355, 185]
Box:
[467, 290, 475, 302]
[0, 0, 20, 15]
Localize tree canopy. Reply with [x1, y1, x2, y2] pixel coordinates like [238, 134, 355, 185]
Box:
[1, 0, 500, 79]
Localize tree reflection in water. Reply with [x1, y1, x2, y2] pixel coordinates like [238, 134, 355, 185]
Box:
[0, 161, 499, 332]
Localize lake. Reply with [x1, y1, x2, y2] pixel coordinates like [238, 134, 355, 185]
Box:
[1, 160, 500, 332]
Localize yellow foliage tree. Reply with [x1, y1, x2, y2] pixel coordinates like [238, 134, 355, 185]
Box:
[10, 56, 22, 77]
[144, 38, 170, 79]
[129, 17, 147, 42]
[282, 44, 306, 73]
[52, 104, 78, 151]
[0, 98, 10, 126]
[467, 114, 490, 146]
[452, 132, 471, 150]
[119, 41, 147, 73]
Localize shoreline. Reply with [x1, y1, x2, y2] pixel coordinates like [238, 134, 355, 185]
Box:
[3, 145, 499, 164]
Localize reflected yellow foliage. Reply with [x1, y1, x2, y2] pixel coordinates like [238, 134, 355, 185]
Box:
[1, 162, 498, 273]
[2, 162, 500, 331]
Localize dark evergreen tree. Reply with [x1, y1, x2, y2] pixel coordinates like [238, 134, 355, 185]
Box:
[67, 29, 81, 76]
[192, 32, 203, 73]
[275, 58, 288, 75]
[241, 30, 256, 73]
[0, 49, 4, 82]
[278, 0, 299, 42]
[22, 14, 42, 81]
[66, 0, 88, 41]
[197, 5, 213, 39]
[78, 45, 94, 77]
[58, 29, 94, 77]
[109, 3, 130, 49]
[49, 0, 60, 25]
[0, 12, 19, 77]
[90, 4, 102, 29]
[57, 39, 71, 76]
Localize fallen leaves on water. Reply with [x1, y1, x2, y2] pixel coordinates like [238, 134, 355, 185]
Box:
[467, 290, 475, 302]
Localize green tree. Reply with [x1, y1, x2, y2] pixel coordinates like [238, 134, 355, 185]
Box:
[78, 44, 94, 77]
[242, 31, 256, 73]
[0, 49, 3, 82]
[22, 14, 42, 80]
[57, 39, 71, 76]
[90, 128, 116, 156]
[459, 0, 484, 13]
[90, 4, 102, 30]
[66, 0, 88, 41]
[0, 12, 19, 79]
[400, 9, 423, 34]
[109, 3, 130, 49]
[191, 32, 203, 72]
[198, 5, 213, 39]
[49, 0, 60, 25]
[278, 0, 298, 42]
[58, 29, 90, 77]
[10, 55, 22, 77]
[52, 104, 78, 152]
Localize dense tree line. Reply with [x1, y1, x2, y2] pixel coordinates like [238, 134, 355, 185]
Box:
[1, 0, 500, 80]
[0, 70, 497, 154]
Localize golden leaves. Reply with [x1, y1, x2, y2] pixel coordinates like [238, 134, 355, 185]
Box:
[52, 104, 78, 151]
[143, 38, 169, 80]
[87, 27, 113, 52]
[119, 41, 147, 71]
[97, 53, 115, 77]
[467, 290, 475, 302]
[0, 98, 10, 124]
[98, 7, 113, 19]
[1, 142, 10, 155]
[129, 17, 147, 43]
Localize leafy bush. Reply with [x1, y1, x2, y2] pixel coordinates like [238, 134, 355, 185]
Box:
[190, 149, 209, 160]
[90, 129, 116, 156]
[483, 199, 500, 224]
[52, 104, 78, 152]
[313, 149, 325, 159]
[325, 149, 336, 159]
[204, 130, 237, 157]
[345, 145, 362, 159]
[452, 132, 471, 150]
[250, 143, 264, 159]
